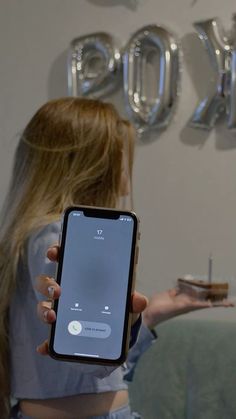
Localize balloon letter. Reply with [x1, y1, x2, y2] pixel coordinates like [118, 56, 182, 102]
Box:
[123, 24, 180, 134]
[190, 18, 232, 129]
[68, 33, 121, 98]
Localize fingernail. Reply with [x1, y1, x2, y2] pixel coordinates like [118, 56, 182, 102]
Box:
[43, 310, 49, 322]
[48, 286, 55, 299]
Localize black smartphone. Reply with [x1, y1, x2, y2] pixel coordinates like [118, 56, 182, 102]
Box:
[49, 205, 139, 365]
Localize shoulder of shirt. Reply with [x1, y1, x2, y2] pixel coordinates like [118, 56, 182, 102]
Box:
[27, 221, 61, 259]
[28, 221, 61, 244]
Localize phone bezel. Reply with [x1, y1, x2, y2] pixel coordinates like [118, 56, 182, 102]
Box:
[49, 205, 139, 365]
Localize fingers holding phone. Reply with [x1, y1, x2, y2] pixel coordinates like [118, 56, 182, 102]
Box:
[35, 247, 61, 326]
[36, 275, 61, 355]
[36, 207, 146, 365]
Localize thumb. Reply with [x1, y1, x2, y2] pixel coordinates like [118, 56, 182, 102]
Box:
[131, 291, 148, 313]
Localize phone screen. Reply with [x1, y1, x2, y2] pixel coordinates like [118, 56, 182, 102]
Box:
[50, 207, 138, 364]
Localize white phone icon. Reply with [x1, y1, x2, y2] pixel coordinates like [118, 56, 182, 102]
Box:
[68, 320, 82, 335]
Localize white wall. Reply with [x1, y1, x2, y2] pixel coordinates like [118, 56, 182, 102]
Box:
[1, 0, 236, 321]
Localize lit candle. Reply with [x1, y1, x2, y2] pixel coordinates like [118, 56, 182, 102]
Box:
[208, 254, 213, 283]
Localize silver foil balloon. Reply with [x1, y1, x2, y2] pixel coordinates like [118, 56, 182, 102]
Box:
[123, 24, 180, 133]
[68, 33, 121, 98]
[190, 18, 232, 129]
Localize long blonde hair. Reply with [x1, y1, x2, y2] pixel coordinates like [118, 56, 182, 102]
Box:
[0, 97, 135, 417]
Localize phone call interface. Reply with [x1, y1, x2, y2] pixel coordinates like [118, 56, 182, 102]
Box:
[53, 210, 135, 360]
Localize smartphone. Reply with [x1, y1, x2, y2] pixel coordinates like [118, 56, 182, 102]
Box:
[49, 205, 139, 365]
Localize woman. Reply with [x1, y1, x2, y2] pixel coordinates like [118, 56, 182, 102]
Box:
[0, 98, 232, 419]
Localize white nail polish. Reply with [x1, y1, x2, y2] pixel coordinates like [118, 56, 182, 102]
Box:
[48, 286, 54, 299]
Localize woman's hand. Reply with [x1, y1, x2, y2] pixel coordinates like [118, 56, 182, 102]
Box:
[143, 288, 234, 329]
[36, 245, 148, 355]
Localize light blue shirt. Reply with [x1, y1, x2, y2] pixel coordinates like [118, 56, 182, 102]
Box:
[9, 222, 156, 399]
